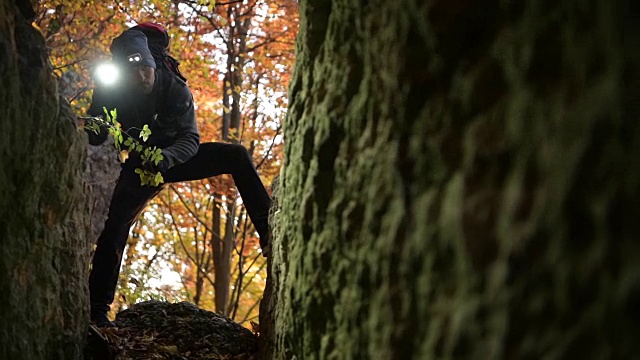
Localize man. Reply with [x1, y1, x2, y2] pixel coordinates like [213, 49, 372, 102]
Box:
[86, 29, 271, 327]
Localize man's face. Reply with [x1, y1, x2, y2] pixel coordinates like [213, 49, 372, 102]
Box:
[126, 65, 155, 94]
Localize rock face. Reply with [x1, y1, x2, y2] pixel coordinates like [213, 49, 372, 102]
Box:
[0, 1, 91, 359]
[269, 0, 640, 359]
[258, 177, 280, 358]
[84, 141, 120, 241]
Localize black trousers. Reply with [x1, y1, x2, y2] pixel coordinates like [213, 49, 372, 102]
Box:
[89, 142, 271, 315]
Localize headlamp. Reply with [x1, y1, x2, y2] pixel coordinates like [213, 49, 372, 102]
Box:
[127, 53, 142, 64]
[94, 62, 120, 86]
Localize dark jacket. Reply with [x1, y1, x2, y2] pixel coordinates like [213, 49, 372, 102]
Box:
[87, 68, 200, 170]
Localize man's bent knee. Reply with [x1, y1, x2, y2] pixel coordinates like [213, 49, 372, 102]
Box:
[230, 144, 250, 159]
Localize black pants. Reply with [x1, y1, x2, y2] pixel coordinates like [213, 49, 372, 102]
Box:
[89, 142, 271, 316]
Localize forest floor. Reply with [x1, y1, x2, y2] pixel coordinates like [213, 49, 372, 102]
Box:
[84, 301, 258, 360]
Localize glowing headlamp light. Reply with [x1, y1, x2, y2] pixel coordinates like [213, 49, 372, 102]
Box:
[94, 62, 120, 86]
[128, 53, 142, 63]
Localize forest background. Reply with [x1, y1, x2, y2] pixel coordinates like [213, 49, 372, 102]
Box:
[33, 0, 299, 326]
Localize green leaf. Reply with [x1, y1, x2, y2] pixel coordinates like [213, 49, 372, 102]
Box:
[196, 0, 215, 11]
[136, 169, 148, 186]
[140, 124, 151, 142]
[154, 172, 164, 186]
[84, 122, 100, 134]
[92, 106, 162, 187]
[126, 138, 137, 152]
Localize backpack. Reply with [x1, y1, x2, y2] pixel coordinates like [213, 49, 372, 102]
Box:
[129, 22, 187, 83]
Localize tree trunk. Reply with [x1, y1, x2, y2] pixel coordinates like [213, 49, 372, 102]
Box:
[267, 0, 640, 359]
[0, 1, 91, 359]
[214, 200, 236, 315]
[216, 4, 256, 316]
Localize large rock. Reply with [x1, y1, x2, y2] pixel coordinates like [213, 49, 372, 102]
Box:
[85, 301, 258, 359]
[0, 1, 91, 359]
[269, 0, 640, 359]
[84, 140, 120, 241]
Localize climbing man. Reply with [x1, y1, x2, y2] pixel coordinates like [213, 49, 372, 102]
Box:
[85, 26, 271, 328]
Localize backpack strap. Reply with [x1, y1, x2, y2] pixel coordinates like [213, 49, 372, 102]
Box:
[154, 68, 188, 117]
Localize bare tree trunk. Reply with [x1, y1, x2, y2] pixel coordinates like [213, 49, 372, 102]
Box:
[192, 230, 204, 306]
[193, 275, 204, 306]
[216, 3, 256, 315]
[214, 199, 236, 315]
[222, 70, 232, 140]
[221, 6, 235, 141]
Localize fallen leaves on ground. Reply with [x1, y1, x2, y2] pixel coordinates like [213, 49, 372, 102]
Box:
[85, 301, 258, 360]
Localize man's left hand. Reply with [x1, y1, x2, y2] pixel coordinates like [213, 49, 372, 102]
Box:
[143, 157, 168, 174]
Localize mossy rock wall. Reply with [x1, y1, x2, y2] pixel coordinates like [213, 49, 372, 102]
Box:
[270, 0, 640, 358]
[0, 1, 91, 358]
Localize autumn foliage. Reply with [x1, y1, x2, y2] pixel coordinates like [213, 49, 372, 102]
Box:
[34, 0, 298, 325]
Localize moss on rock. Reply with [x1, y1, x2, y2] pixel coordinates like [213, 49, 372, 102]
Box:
[270, 0, 640, 359]
[0, 1, 91, 359]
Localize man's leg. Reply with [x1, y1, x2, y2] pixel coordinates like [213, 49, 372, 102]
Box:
[89, 169, 161, 325]
[164, 142, 271, 248]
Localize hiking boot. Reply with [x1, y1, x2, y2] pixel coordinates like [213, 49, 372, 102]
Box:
[260, 230, 271, 258]
[91, 312, 116, 328]
[261, 243, 271, 258]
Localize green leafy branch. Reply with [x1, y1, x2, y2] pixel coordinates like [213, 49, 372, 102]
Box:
[83, 108, 165, 187]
